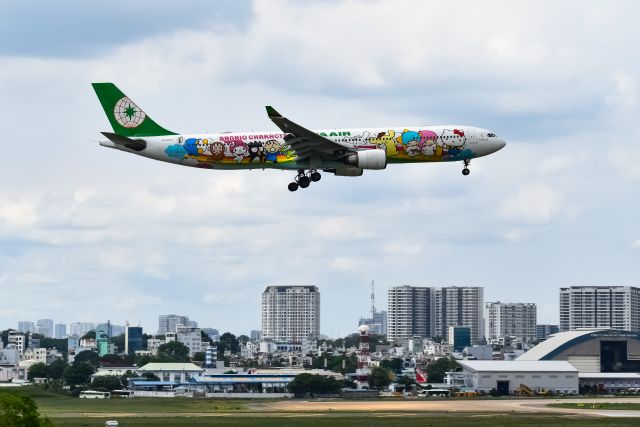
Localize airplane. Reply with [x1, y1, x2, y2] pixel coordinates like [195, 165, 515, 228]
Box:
[92, 83, 506, 191]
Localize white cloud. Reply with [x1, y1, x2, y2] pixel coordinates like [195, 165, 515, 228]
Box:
[1, 1, 640, 335]
[500, 184, 564, 224]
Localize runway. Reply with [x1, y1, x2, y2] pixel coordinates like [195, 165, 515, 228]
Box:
[258, 397, 640, 417]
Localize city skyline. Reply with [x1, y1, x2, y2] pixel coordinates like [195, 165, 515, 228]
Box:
[3, 282, 565, 339]
[1, 1, 640, 337]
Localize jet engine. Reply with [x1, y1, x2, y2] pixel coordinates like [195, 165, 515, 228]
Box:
[344, 149, 387, 170]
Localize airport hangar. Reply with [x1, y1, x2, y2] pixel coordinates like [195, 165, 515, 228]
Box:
[517, 329, 640, 393]
[451, 329, 640, 395]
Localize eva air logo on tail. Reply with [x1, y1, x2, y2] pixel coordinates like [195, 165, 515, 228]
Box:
[113, 96, 146, 128]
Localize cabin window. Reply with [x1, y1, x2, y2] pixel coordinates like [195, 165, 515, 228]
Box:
[488, 133, 497, 137]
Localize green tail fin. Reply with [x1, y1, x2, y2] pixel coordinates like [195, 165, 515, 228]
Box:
[92, 83, 177, 137]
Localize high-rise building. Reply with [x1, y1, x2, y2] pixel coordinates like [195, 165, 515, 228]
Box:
[157, 314, 190, 335]
[387, 286, 484, 344]
[125, 324, 143, 356]
[70, 322, 95, 336]
[387, 286, 433, 341]
[54, 323, 67, 339]
[434, 287, 484, 344]
[176, 325, 203, 357]
[485, 302, 537, 343]
[250, 330, 262, 341]
[448, 326, 471, 352]
[204, 346, 217, 368]
[67, 335, 80, 351]
[8, 331, 26, 356]
[536, 324, 560, 341]
[95, 323, 111, 356]
[17, 321, 34, 334]
[262, 286, 320, 342]
[36, 319, 54, 338]
[559, 286, 640, 332]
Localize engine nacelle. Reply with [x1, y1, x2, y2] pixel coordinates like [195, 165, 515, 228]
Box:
[344, 149, 387, 170]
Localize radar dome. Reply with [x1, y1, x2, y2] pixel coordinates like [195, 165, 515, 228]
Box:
[358, 324, 370, 335]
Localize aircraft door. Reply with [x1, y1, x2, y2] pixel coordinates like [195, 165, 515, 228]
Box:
[467, 128, 478, 144]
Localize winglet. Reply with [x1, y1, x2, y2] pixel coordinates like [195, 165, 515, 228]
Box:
[266, 106, 283, 118]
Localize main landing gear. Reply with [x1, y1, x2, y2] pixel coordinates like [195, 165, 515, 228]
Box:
[288, 169, 321, 191]
[462, 159, 471, 176]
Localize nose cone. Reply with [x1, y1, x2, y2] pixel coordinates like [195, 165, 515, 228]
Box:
[490, 138, 506, 153]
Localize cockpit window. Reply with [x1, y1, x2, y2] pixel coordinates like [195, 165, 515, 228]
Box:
[488, 133, 497, 138]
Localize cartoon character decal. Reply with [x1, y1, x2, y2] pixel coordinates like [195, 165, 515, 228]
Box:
[419, 130, 438, 156]
[228, 141, 248, 163]
[183, 138, 201, 156]
[264, 139, 282, 162]
[248, 141, 265, 162]
[440, 129, 466, 157]
[208, 140, 225, 161]
[370, 130, 397, 156]
[397, 129, 421, 157]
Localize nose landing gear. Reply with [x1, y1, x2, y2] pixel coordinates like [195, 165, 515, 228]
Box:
[288, 169, 321, 191]
[462, 159, 471, 176]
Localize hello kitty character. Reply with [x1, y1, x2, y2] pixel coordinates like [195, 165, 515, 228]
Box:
[228, 141, 248, 163]
[440, 129, 466, 156]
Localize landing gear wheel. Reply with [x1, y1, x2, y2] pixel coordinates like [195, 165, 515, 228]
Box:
[298, 176, 310, 188]
[462, 168, 470, 176]
[310, 172, 321, 182]
[288, 182, 299, 192]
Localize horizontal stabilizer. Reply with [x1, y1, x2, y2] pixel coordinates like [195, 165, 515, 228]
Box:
[101, 132, 147, 151]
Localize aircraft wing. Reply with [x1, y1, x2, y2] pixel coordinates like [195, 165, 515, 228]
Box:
[266, 106, 353, 161]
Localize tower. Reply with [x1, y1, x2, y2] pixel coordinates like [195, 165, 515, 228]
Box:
[355, 324, 371, 389]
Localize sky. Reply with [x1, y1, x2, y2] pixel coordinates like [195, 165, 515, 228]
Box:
[1, 0, 639, 338]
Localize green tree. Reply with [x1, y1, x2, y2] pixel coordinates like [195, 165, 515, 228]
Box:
[380, 357, 404, 374]
[81, 330, 96, 340]
[287, 374, 343, 395]
[91, 376, 122, 391]
[63, 362, 95, 386]
[217, 332, 240, 354]
[141, 372, 160, 381]
[0, 392, 53, 426]
[368, 366, 394, 390]
[396, 375, 416, 387]
[192, 352, 205, 362]
[121, 370, 138, 388]
[27, 363, 48, 381]
[427, 357, 459, 383]
[74, 350, 100, 367]
[157, 341, 190, 362]
[46, 359, 67, 380]
[425, 357, 459, 383]
[237, 334, 250, 344]
[134, 354, 153, 367]
[311, 353, 357, 373]
[30, 334, 68, 353]
[100, 353, 132, 367]
[109, 334, 125, 353]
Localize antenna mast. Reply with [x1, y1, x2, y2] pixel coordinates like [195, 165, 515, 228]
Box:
[370, 280, 376, 319]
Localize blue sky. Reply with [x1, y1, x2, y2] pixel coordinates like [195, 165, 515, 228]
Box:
[1, 0, 639, 337]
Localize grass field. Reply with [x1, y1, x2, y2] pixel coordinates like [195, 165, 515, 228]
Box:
[550, 402, 640, 410]
[0, 387, 248, 413]
[47, 415, 640, 427]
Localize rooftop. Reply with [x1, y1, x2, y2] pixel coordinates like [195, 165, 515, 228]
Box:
[457, 360, 578, 373]
[137, 363, 204, 372]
